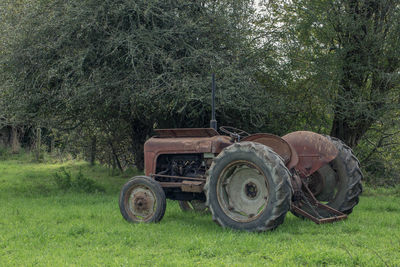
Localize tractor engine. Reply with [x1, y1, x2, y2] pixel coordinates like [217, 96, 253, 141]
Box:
[154, 154, 209, 201]
[156, 154, 206, 179]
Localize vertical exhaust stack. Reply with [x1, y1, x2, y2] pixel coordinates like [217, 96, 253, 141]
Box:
[210, 73, 217, 131]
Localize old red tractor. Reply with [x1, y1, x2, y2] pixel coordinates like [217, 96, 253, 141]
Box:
[119, 77, 362, 231]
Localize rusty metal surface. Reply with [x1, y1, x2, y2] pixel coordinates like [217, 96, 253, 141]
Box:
[291, 205, 347, 224]
[154, 128, 219, 138]
[181, 180, 204, 192]
[242, 133, 298, 168]
[151, 173, 205, 181]
[156, 180, 204, 192]
[144, 135, 232, 176]
[282, 131, 338, 178]
[291, 180, 347, 224]
[159, 182, 183, 187]
[151, 174, 205, 192]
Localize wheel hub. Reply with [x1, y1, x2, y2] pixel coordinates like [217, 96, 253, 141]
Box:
[128, 187, 156, 220]
[244, 182, 258, 199]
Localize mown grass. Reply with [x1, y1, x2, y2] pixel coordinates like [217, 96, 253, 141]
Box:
[0, 155, 399, 266]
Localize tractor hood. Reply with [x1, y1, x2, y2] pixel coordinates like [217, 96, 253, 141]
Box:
[144, 128, 232, 176]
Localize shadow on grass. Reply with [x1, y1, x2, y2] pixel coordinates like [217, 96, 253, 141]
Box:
[159, 201, 313, 236]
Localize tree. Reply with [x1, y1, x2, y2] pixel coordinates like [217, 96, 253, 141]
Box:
[3, 0, 273, 169]
[0, 0, 30, 151]
[263, 0, 400, 147]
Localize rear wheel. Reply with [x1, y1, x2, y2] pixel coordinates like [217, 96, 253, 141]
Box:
[322, 136, 363, 214]
[293, 136, 363, 217]
[204, 142, 292, 231]
[119, 176, 166, 223]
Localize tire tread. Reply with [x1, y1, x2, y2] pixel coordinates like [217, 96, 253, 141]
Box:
[205, 142, 292, 231]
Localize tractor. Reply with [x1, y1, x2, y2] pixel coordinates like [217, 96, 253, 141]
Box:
[119, 76, 363, 231]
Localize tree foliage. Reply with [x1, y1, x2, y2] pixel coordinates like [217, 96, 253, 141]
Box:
[1, 0, 400, 185]
[2, 0, 277, 169]
[262, 0, 400, 147]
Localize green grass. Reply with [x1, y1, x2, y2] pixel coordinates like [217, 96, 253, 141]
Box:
[0, 156, 399, 266]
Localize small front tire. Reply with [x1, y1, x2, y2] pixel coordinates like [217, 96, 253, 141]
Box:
[119, 176, 166, 223]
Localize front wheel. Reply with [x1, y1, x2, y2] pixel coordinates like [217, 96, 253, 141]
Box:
[204, 142, 292, 232]
[119, 176, 166, 223]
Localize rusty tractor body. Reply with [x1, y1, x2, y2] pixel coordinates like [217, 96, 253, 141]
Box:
[119, 126, 362, 231]
[118, 75, 362, 231]
[144, 128, 333, 200]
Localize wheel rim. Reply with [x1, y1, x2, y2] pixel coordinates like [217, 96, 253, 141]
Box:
[124, 185, 157, 222]
[217, 160, 269, 223]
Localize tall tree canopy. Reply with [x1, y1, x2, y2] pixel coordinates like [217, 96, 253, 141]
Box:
[2, 0, 400, 181]
[2, 0, 278, 169]
[263, 0, 400, 147]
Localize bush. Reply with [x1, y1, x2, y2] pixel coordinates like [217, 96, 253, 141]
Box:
[0, 146, 10, 160]
[53, 167, 105, 193]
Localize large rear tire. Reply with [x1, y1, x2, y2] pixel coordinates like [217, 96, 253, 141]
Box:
[323, 136, 363, 214]
[293, 136, 363, 217]
[204, 142, 292, 231]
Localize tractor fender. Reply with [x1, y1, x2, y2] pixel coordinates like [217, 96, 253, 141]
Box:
[282, 131, 338, 178]
[242, 133, 299, 169]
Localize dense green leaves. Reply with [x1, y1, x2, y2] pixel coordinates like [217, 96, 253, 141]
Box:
[1, 0, 399, 183]
[262, 0, 400, 146]
[2, 0, 275, 169]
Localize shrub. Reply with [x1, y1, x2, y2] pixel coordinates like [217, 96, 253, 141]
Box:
[53, 167, 105, 193]
[0, 146, 10, 160]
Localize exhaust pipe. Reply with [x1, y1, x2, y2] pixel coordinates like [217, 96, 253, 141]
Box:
[210, 73, 217, 131]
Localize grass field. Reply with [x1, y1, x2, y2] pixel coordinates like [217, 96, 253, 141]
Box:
[1, 154, 400, 266]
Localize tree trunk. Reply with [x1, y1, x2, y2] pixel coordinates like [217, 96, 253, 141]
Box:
[35, 128, 41, 161]
[108, 140, 123, 172]
[50, 137, 55, 156]
[129, 119, 152, 171]
[330, 109, 373, 148]
[132, 141, 145, 171]
[11, 126, 20, 154]
[111, 154, 116, 170]
[90, 136, 96, 166]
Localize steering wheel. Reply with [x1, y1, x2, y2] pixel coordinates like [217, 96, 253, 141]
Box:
[219, 126, 250, 141]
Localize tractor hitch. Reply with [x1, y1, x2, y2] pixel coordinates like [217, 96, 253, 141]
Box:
[291, 178, 347, 224]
